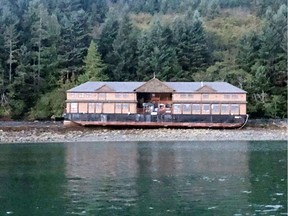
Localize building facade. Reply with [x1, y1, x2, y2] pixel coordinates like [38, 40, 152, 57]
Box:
[64, 78, 248, 128]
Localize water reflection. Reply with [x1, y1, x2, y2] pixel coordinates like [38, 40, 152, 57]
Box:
[64, 141, 252, 215]
[0, 141, 286, 215]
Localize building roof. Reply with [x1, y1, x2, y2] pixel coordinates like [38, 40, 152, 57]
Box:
[67, 80, 246, 93]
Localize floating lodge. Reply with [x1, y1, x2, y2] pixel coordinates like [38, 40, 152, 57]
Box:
[64, 78, 248, 128]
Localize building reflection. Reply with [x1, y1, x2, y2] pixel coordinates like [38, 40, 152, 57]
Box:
[64, 141, 252, 215]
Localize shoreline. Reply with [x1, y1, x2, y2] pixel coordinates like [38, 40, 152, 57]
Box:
[0, 121, 287, 143]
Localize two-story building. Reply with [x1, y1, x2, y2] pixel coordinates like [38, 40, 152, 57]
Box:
[64, 78, 248, 128]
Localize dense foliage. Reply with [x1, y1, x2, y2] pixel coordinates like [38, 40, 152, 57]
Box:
[0, 0, 286, 119]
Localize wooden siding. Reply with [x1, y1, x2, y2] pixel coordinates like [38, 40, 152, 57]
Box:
[134, 78, 174, 93]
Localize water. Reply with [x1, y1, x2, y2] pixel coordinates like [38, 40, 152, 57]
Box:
[0, 141, 286, 216]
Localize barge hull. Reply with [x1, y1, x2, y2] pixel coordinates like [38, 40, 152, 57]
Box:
[64, 113, 248, 129]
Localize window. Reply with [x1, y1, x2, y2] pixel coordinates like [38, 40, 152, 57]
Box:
[232, 94, 238, 99]
[231, 104, 239, 114]
[122, 104, 129, 111]
[123, 93, 129, 98]
[116, 103, 121, 109]
[221, 104, 229, 114]
[202, 104, 210, 114]
[180, 94, 193, 99]
[96, 103, 102, 113]
[115, 93, 122, 98]
[71, 103, 78, 113]
[183, 104, 191, 113]
[202, 94, 209, 99]
[99, 93, 106, 100]
[173, 104, 182, 113]
[71, 93, 77, 98]
[188, 94, 193, 98]
[180, 94, 187, 99]
[192, 104, 200, 114]
[79, 93, 85, 98]
[224, 94, 230, 99]
[88, 103, 95, 113]
[212, 104, 220, 114]
[115, 103, 122, 113]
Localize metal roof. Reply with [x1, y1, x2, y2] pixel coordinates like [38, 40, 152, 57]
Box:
[67, 81, 246, 93]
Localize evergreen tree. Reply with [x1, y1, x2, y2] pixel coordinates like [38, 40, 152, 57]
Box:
[98, 9, 119, 62]
[8, 45, 36, 118]
[58, 0, 90, 83]
[173, 10, 210, 80]
[77, 40, 107, 83]
[137, 20, 182, 81]
[28, 1, 50, 91]
[108, 14, 138, 81]
[4, 23, 19, 84]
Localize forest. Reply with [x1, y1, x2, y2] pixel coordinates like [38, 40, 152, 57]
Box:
[0, 0, 286, 120]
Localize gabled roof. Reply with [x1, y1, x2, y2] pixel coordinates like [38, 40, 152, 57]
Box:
[67, 81, 246, 93]
[195, 84, 216, 92]
[134, 78, 175, 93]
[95, 84, 115, 92]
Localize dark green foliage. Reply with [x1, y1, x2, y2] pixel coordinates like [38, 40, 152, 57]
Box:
[236, 4, 287, 118]
[77, 40, 108, 83]
[173, 10, 211, 80]
[107, 14, 138, 81]
[137, 19, 182, 81]
[97, 9, 119, 76]
[0, 0, 286, 119]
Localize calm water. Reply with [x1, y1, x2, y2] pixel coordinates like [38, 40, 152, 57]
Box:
[0, 141, 286, 216]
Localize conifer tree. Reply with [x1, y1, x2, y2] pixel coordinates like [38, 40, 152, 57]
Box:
[108, 14, 138, 81]
[173, 10, 210, 80]
[98, 9, 119, 62]
[58, 0, 90, 83]
[78, 40, 107, 83]
[4, 23, 19, 84]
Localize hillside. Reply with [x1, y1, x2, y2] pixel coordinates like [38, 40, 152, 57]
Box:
[0, 0, 286, 120]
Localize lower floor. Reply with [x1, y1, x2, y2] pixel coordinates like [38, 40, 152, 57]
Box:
[66, 102, 246, 115]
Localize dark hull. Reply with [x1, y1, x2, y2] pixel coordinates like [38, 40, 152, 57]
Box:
[64, 113, 249, 129]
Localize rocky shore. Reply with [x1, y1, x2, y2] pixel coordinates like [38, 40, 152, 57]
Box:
[0, 120, 287, 143]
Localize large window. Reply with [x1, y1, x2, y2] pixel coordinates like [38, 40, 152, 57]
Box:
[192, 104, 200, 114]
[173, 104, 182, 114]
[115, 103, 122, 113]
[183, 104, 191, 113]
[96, 103, 102, 113]
[115, 103, 129, 113]
[122, 104, 129, 112]
[202, 104, 210, 114]
[231, 104, 239, 114]
[212, 104, 220, 114]
[71, 103, 78, 113]
[88, 103, 95, 113]
[221, 104, 229, 114]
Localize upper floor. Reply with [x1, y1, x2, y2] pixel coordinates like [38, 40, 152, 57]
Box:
[66, 78, 247, 105]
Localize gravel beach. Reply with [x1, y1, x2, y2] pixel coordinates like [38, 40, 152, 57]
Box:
[0, 120, 287, 143]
